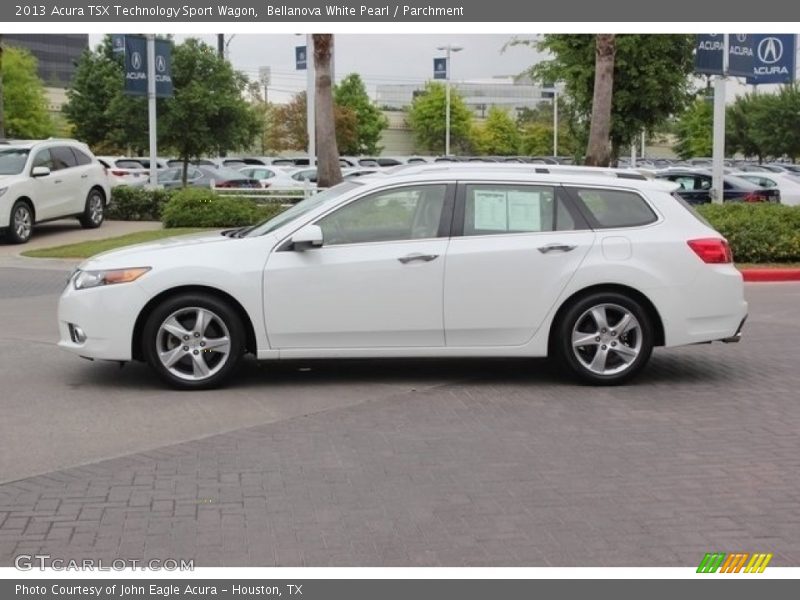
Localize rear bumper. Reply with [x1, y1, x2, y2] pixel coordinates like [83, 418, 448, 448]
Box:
[719, 315, 747, 343]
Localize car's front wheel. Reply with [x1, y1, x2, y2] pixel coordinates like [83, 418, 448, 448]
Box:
[142, 293, 245, 390]
[554, 292, 654, 385]
[7, 200, 34, 244]
[79, 188, 105, 229]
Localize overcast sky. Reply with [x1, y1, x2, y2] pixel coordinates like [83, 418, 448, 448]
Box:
[89, 33, 548, 102]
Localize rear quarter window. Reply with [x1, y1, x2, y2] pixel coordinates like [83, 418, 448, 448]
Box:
[571, 188, 658, 228]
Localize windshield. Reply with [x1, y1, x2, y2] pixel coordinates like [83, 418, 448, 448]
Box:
[0, 148, 30, 175]
[244, 181, 361, 237]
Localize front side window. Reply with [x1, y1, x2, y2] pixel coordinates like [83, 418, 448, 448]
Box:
[463, 184, 572, 235]
[572, 188, 658, 229]
[317, 184, 448, 246]
[31, 149, 54, 171]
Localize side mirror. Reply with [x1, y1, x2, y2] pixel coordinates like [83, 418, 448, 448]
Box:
[31, 166, 51, 178]
[291, 224, 323, 251]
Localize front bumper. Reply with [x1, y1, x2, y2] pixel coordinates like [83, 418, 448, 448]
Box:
[58, 277, 150, 361]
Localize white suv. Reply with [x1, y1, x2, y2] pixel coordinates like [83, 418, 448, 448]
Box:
[58, 165, 747, 389]
[0, 139, 110, 244]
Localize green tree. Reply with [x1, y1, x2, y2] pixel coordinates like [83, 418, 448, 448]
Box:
[521, 34, 696, 162]
[726, 93, 766, 162]
[159, 38, 260, 183]
[1, 46, 53, 138]
[407, 82, 473, 154]
[63, 35, 149, 153]
[516, 99, 581, 157]
[673, 95, 713, 159]
[751, 85, 800, 161]
[334, 73, 388, 155]
[271, 91, 357, 154]
[472, 106, 520, 155]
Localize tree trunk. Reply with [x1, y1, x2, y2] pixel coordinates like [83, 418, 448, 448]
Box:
[585, 34, 615, 167]
[312, 34, 342, 188]
[0, 34, 5, 139]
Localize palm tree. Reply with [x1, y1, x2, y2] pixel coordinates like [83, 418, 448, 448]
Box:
[312, 34, 342, 188]
[0, 34, 5, 139]
[585, 34, 615, 166]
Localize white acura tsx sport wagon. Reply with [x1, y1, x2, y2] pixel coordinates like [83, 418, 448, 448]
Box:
[58, 165, 748, 389]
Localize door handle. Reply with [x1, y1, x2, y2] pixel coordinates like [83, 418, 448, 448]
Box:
[81, 174, 89, 179]
[538, 243, 577, 254]
[54, 179, 63, 184]
[398, 253, 439, 264]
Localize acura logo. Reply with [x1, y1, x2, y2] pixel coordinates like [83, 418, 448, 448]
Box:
[736, 34, 748, 43]
[757, 37, 783, 64]
[131, 51, 142, 70]
[156, 55, 166, 73]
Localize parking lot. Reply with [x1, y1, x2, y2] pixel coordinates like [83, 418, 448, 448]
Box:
[0, 244, 799, 566]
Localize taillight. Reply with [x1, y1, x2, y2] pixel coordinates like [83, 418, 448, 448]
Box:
[744, 192, 766, 203]
[216, 180, 232, 188]
[687, 238, 733, 264]
[110, 170, 127, 177]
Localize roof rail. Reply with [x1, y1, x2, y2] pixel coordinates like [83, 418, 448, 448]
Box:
[387, 162, 648, 181]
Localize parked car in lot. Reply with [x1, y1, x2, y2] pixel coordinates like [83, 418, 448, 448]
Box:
[733, 171, 800, 206]
[58, 165, 747, 389]
[158, 165, 260, 189]
[238, 166, 304, 189]
[96, 156, 149, 188]
[1, 139, 110, 243]
[655, 169, 780, 204]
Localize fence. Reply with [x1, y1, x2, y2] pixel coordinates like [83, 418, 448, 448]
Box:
[211, 180, 321, 204]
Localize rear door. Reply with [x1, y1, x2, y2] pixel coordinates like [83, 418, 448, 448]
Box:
[48, 146, 82, 216]
[443, 182, 595, 347]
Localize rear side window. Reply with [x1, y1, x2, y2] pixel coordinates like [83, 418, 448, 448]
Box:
[71, 148, 93, 166]
[462, 184, 575, 235]
[51, 146, 78, 170]
[572, 188, 657, 228]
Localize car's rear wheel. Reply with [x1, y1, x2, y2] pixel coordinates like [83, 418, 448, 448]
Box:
[7, 200, 34, 244]
[142, 293, 245, 390]
[554, 292, 654, 385]
[79, 188, 105, 229]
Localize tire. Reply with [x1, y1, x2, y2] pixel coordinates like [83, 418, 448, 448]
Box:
[142, 293, 245, 390]
[554, 291, 654, 385]
[79, 188, 105, 229]
[7, 200, 34, 244]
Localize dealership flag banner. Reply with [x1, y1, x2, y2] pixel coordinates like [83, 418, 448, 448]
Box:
[123, 35, 173, 97]
[433, 57, 447, 80]
[747, 34, 796, 84]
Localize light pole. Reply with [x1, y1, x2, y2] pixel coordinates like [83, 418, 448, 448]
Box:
[437, 44, 462, 156]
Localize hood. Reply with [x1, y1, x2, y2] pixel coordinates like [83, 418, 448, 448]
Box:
[81, 231, 233, 268]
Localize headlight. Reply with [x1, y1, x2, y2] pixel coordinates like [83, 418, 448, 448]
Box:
[73, 267, 151, 290]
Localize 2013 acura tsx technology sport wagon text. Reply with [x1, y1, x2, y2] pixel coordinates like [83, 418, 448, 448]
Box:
[57, 165, 748, 389]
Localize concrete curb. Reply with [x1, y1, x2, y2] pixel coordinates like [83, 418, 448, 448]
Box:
[740, 269, 800, 282]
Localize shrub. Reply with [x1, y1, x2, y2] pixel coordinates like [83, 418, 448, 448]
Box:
[697, 203, 800, 263]
[107, 186, 174, 221]
[161, 187, 285, 228]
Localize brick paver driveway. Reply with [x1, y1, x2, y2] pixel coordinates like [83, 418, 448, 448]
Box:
[1, 266, 798, 567]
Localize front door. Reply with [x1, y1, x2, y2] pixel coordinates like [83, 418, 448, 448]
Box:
[264, 183, 455, 349]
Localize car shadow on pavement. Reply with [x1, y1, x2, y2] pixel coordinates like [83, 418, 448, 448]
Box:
[66, 351, 737, 391]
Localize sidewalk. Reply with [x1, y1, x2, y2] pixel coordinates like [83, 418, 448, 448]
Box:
[0, 219, 162, 268]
